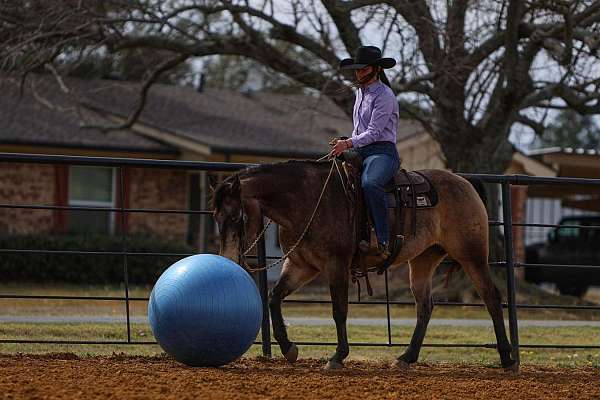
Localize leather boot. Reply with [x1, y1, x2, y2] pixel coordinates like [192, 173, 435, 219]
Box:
[376, 243, 391, 259]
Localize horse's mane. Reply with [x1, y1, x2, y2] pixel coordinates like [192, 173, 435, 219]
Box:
[210, 180, 227, 211]
[211, 159, 330, 209]
[238, 159, 330, 179]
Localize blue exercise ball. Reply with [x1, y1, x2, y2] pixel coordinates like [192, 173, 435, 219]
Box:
[148, 254, 262, 367]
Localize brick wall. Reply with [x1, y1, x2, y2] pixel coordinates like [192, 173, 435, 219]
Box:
[127, 168, 189, 242]
[0, 163, 55, 234]
[0, 164, 190, 242]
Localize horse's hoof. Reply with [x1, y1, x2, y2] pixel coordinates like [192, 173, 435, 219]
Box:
[391, 359, 410, 370]
[283, 343, 298, 363]
[324, 360, 344, 370]
[503, 361, 519, 374]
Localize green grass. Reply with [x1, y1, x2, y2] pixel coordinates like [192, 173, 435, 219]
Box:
[1, 322, 598, 368]
[283, 302, 600, 320]
[1, 283, 599, 321]
[1, 283, 599, 368]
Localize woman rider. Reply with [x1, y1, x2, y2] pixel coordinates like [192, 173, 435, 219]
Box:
[329, 46, 400, 257]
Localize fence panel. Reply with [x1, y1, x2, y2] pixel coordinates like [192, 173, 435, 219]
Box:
[1, 153, 600, 360]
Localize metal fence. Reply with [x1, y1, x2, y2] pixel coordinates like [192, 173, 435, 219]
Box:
[1, 152, 600, 363]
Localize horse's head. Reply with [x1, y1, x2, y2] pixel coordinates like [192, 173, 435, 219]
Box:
[211, 175, 246, 264]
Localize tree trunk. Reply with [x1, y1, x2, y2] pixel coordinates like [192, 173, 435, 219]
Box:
[435, 120, 514, 174]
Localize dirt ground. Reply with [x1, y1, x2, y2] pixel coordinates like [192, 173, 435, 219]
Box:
[1, 354, 599, 400]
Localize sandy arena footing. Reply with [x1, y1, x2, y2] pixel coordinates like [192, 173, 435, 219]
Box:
[1, 354, 599, 400]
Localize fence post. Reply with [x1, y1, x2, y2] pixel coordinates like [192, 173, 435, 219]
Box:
[501, 183, 520, 364]
[384, 270, 392, 346]
[118, 166, 131, 343]
[256, 216, 272, 358]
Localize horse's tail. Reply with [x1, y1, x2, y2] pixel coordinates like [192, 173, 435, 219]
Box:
[466, 177, 487, 207]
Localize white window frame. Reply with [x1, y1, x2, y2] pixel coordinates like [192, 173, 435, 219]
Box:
[68, 166, 117, 234]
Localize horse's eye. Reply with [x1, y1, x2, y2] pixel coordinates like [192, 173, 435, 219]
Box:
[230, 209, 243, 223]
[230, 214, 242, 223]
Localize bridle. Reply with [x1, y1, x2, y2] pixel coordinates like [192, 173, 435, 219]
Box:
[235, 158, 341, 272]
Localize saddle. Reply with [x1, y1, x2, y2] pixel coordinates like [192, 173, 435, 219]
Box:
[341, 150, 438, 297]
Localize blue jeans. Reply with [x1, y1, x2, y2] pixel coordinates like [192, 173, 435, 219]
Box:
[356, 142, 401, 245]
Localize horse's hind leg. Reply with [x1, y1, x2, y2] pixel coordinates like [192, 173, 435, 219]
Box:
[269, 258, 319, 363]
[453, 253, 518, 372]
[393, 246, 446, 369]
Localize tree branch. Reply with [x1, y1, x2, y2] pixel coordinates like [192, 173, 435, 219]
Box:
[520, 82, 600, 114]
[387, 0, 442, 68]
[515, 113, 546, 137]
[320, 0, 362, 53]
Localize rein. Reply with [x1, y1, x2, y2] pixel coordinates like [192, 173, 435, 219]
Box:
[241, 158, 339, 272]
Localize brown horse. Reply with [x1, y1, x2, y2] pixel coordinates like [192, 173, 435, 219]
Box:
[211, 160, 518, 372]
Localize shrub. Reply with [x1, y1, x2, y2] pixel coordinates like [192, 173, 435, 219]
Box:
[0, 233, 196, 284]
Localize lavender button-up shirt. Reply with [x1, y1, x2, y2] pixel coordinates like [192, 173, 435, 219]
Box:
[349, 80, 399, 148]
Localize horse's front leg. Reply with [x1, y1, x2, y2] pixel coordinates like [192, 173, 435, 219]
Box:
[269, 259, 319, 363]
[325, 266, 350, 370]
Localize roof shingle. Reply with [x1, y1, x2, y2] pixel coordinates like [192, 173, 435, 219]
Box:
[0, 76, 178, 154]
[1, 75, 425, 158]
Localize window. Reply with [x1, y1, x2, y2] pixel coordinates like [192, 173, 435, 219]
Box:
[67, 166, 116, 234]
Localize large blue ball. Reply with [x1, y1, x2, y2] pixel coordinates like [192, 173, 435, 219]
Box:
[148, 254, 262, 367]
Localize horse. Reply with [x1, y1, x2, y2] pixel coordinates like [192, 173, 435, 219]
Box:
[211, 159, 518, 372]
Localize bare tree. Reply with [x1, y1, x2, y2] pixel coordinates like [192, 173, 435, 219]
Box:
[2, 0, 600, 172]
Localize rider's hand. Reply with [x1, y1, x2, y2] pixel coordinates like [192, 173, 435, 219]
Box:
[328, 139, 352, 158]
[329, 136, 349, 147]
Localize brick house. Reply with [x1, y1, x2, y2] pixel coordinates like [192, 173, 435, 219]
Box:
[0, 74, 353, 255]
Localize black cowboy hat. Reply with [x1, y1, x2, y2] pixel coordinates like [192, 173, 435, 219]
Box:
[340, 46, 396, 70]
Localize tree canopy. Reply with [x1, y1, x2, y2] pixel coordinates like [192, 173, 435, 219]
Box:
[533, 109, 600, 149]
[2, 0, 600, 172]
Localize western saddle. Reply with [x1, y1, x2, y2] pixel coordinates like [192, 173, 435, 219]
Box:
[340, 150, 438, 297]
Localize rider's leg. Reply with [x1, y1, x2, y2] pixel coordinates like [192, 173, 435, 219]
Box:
[361, 153, 398, 250]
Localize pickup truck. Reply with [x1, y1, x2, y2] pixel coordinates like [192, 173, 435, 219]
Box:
[524, 215, 600, 297]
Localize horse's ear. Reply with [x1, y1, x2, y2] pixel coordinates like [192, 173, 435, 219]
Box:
[207, 173, 219, 194]
[230, 176, 241, 195]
